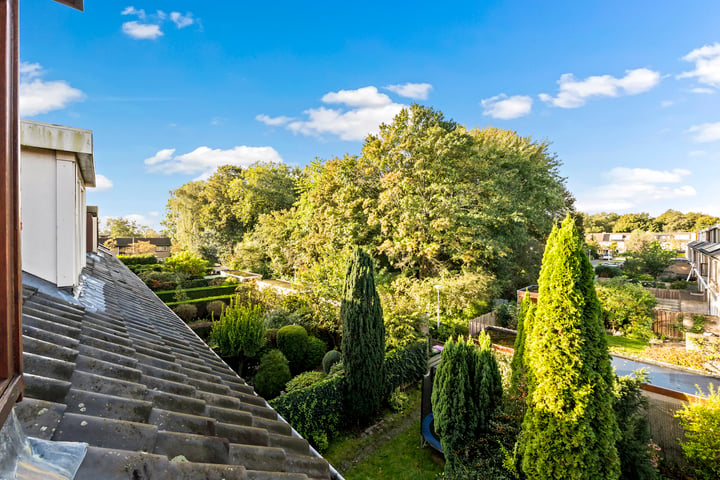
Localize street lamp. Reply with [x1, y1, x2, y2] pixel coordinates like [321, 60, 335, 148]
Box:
[433, 284, 442, 329]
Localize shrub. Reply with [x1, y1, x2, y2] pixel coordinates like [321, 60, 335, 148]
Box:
[277, 325, 309, 375]
[206, 300, 227, 319]
[595, 264, 623, 278]
[173, 303, 197, 323]
[388, 387, 409, 413]
[614, 371, 659, 480]
[264, 308, 300, 329]
[270, 375, 345, 452]
[384, 340, 428, 395]
[304, 336, 327, 371]
[596, 278, 656, 340]
[676, 385, 720, 480]
[210, 301, 266, 360]
[265, 328, 278, 348]
[118, 253, 157, 265]
[322, 350, 342, 374]
[254, 349, 291, 400]
[285, 371, 326, 392]
[432, 334, 502, 475]
[156, 285, 238, 303]
[669, 279, 689, 290]
[139, 270, 177, 290]
[496, 302, 518, 329]
[164, 251, 210, 276]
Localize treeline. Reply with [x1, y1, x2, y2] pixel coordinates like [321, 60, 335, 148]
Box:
[582, 210, 719, 234]
[163, 105, 573, 318]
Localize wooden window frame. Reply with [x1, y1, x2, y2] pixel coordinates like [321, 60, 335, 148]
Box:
[0, 0, 23, 428]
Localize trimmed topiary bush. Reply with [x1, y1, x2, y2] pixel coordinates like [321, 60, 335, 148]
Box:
[254, 349, 291, 400]
[285, 371, 327, 392]
[277, 324, 309, 374]
[173, 303, 197, 323]
[206, 300, 227, 319]
[304, 336, 327, 371]
[322, 350, 342, 374]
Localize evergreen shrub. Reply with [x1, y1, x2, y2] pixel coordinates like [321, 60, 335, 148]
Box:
[206, 300, 227, 319]
[595, 264, 623, 278]
[384, 340, 428, 396]
[270, 374, 345, 452]
[254, 349, 291, 400]
[118, 253, 157, 265]
[172, 303, 197, 322]
[156, 285, 237, 303]
[285, 371, 326, 392]
[304, 336, 327, 371]
[265, 328, 278, 348]
[322, 350, 341, 374]
[210, 301, 266, 359]
[277, 324, 309, 374]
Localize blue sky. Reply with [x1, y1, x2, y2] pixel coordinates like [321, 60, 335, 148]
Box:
[21, 0, 720, 230]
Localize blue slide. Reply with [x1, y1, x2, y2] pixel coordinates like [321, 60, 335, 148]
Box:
[421, 413, 443, 452]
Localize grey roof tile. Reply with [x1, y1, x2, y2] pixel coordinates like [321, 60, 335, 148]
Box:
[14, 250, 335, 479]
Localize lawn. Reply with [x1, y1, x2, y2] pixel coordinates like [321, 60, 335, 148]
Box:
[343, 418, 444, 480]
[606, 335, 649, 356]
[324, 386, 444, 479]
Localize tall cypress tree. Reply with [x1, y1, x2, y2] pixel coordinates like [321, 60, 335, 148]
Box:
[510, 292, 534, 398]
[340, 247, 385, 423]
[520, 215, 620, 480]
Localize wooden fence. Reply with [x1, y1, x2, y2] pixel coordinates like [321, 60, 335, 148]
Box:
[653, 310, 686, 340]
[646, 287, 706, 302]
[468, 311, 498, 336]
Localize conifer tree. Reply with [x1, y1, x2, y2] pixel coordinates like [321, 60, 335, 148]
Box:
[340, 247, 385, 423]
[520, 215, 620, 480]
[432, 334, 502, 475]
[510, 292, 534, 398]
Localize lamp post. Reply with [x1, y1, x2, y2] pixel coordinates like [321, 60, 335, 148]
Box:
[433, 284, 441, 329]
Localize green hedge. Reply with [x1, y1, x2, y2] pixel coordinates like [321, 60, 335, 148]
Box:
[165, 294, 236, 309]
[156, 285, 237, 303]
[385, 340, 428, 395]
[118, 254, 157, 265]
[270, 375, 345, 452]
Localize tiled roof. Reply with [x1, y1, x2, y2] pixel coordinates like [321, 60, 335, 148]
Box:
[14, 248, 334, 480]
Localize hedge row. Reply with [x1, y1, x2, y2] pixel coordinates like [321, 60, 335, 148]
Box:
[118, 254, 158, 265]
[384, 340, 429, 395]
[156, 284, 237, 302]
[165, 294, 236, 309]
[269, 374, 345, 452]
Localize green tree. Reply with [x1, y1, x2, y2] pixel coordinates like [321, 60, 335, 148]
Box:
[164, 250, 210, 276]
[431, 334, 502, 475]
[596, 278, 656, 340]
[520, 215, 620, 480]
[583, 212, 620, 233]
[341, 248, 385, 424]
[254, 349, 291, 400]
[613, 213, 654, 233]
[210, 300, 266, 373]
[510, 292, 535, 398]
[624, 240, 675, 279]
[104, 216, 146, 238]
[676, 385, 720, 480]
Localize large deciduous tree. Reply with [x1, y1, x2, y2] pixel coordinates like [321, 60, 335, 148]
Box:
[340, 248, 385, 424]
[520, 215, 620, 480]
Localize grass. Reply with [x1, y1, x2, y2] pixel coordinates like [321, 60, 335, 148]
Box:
[606, 335, 649, 356]
[343, 418, 444, 480]
[324, 386, 444, 479]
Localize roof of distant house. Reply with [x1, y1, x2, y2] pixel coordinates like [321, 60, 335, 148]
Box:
[15, 247, 334, 479]
[101, 236, 172, 248]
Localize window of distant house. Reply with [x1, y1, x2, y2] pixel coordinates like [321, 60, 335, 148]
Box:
[156, 246, 169, 252]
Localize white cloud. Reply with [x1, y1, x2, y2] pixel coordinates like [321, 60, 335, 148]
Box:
[122, 21, 163, 40]
[690, 87, 715, 94]
[144, 145, 283, 177]
[170, 12, 194, 28]
[256, 114, 294, 126]
[19, 62, 84, 116]
[539, 68, 660, 108]
[321, 86, 392, 108]
[144, 148, 176, 166]
[576, 167, 696, 213]
[660, 100, 674, 107]
[688, 150, 706, 157]
[679, 43, 720, 88]
[481, 94, 532, 119]
[688, 122, 720, 143]
[121, 6, 145, 19]
[88, 174, 113, 192]
[384, 83, 433, 100]
[259, 85, 412, 141]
